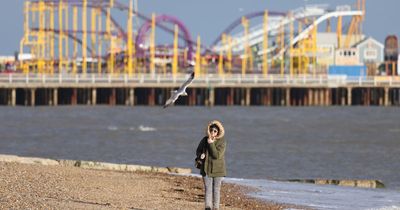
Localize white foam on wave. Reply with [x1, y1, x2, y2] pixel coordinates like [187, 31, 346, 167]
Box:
[224, 178, 400, 210]
[107, 126, 118, 131]
[373, 206, 400, 210]
[138, 125, 156, 132]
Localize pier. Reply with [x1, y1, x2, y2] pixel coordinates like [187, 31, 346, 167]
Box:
[1, 73, 399, 107]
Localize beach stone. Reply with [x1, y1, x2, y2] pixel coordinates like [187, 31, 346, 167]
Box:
[57, 159, 78, 167]
[0, 154, 20, 162]
[0, 154, 59, 166]
[126, 164, 153, 172]
[167, 167, 191, 174]
[151, 167, 170, 173]
[78, 161, 126, 171]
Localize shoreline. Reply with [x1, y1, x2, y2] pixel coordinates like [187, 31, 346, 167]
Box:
[0, 154, 291, 209]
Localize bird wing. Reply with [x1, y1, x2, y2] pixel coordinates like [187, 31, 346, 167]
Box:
[178, 71, 195, 91]
[163, 92, 180, 108]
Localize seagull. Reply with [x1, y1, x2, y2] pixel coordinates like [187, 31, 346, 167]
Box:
[163, 72, 195, 108]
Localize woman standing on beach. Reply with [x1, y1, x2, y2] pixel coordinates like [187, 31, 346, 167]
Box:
[196, 120, 226, 210]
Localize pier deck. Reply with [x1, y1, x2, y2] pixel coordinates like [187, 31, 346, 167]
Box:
[0, 74, 399, 106]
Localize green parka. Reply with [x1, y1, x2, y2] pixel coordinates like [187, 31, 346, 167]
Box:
[196, 120, 226, 177]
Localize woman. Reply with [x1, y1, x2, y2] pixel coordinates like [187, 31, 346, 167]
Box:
[196, 120, 226, 210]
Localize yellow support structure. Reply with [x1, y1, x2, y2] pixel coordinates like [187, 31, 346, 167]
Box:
[289, 12, 294, 76]
[64, 4, 69, 69]
[107, 0, 114, 74]
[58, 0, 63, 73]
[20, 1, 30, 73]
[72, 6, 78, 74]
[241, 16, 249, 76]
[97, 9, 103, 74]
[82, 0, 87, 75]
[298, 22, 302, 75]
[313, 18, 317, 77]
[262, 10, 269, 76]
[195, 35, 201, 76]
[91, 8, 97, 74]
[172, 24, 179, 76]
[150, 13, 156, 75]
[337, 16, 342, 49]
[50, 3, 55, 75]
[226, 35, 232, 74]
[126, 0, 134, 75]
[280, 20, 285, 76]
[218, 34, 226, 75]
[38, 0, 45, 74]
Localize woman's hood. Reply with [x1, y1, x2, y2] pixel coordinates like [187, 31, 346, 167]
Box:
[206, 120, 225, 140]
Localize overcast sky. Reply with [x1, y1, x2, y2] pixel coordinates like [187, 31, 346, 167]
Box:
[0, 0, 397, 55]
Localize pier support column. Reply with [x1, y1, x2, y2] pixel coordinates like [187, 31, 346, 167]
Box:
[341, 89, 346, 106]
[246, 88, 251, 106]
[319, 89, 324, 106]
[384, 87, 389, 106]
[209, 88, 215, 106]
[110, 88, 116, 106]
[286, 88, 291, 106]
[72, 89, 77, 105]
[53, 88, 58, 106]
[308, 89, 313, 106]
[314, 89, 319, 105]
[228, 88, 234, 105]
[366, 88, 371, 106]
[347, 87, 352, 106]
[92, 88, 97, 105]
[30, 89, 36, 106]
[267, 89, 272, 106]
[11, 88, 16, 106]
[129, 88, 134, 106]
[325, 89, 330, 106]
[190, 88, 196, 106]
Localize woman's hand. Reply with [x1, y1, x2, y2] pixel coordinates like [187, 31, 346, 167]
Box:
[207, 137, 216, 144]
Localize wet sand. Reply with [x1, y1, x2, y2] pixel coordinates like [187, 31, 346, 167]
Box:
[0, 162, 290, 209]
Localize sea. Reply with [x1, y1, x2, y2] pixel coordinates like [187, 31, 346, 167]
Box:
[1, 106, 400, 209]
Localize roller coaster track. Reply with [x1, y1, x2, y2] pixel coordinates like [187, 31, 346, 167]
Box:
[213, 5, 363, 59]
[30, 0, 197, 59]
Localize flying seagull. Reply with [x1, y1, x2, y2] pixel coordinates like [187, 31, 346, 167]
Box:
[163, 72, 195, 108]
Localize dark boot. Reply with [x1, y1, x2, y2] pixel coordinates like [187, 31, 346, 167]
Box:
[205, 207, 211, 210]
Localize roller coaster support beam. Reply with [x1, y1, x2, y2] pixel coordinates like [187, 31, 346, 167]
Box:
[195, 35, 201, 76]
[126, 0, 134, 75]
[172, 24, 179, 76]
[289, 12, 294, 76]
[73, 6, 78, 74]
[82, 0, 87, 75]
[262, 10, 269, 76]
[58, 0, 63, 73]
[241, 16, 249, 76]
[150, 13, 156, 75]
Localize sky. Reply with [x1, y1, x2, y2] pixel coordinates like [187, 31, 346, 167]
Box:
[0, 0, 398, 55]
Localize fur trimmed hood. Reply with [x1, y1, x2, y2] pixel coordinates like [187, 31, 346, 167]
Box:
[206, 120, 225, 140]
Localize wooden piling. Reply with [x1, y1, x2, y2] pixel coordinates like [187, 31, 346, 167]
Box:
[11, 89, 16, 106]
[246, 88, 251, 106]
[347, 87, 352, 106]
[31, 89, 36, 106]
[91, 88, 97, 105]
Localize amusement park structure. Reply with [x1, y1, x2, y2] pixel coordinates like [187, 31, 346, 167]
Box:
[18, 0, 367, 77]
[1, 0, 399, 107]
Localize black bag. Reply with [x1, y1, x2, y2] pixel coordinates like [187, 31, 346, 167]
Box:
[195, 156, 204, 169]
[195, 140, 206, 169]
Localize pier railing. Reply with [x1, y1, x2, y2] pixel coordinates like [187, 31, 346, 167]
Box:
[0, 73, 399, 88]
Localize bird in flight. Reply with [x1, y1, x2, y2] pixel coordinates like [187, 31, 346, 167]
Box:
[163, 72, 195, 108]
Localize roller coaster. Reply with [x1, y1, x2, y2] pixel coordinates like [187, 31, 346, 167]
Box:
[19, 0, 365, 76]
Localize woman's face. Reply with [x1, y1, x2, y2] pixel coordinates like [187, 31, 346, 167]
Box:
[210, 127, 218, 138]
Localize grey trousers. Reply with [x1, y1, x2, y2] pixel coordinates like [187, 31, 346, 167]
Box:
[202, 176, 223, 209]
